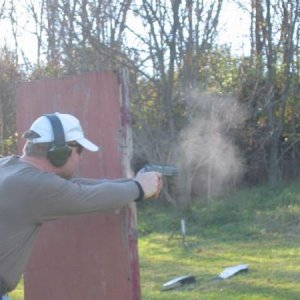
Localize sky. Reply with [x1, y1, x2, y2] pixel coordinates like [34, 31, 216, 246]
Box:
[0, 0, 251, 65]
[218, 1, 251, 55]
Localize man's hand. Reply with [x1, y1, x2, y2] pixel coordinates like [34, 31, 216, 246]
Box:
[135, 171, 163, 199]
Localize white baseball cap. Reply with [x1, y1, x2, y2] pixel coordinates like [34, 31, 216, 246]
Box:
[26, 112, 99, 152]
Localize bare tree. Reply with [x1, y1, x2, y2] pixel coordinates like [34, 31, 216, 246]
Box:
[129, 0, 224, 206]
[0, 0, 6, 19]
[241, 0, 300, 186]
[132, 0, 223, 134]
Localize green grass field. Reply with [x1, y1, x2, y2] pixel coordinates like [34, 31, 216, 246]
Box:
[9, 180, 300, 299]
[137, 180, 300, 299]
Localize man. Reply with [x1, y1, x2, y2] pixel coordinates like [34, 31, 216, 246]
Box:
[0, 112, 162, 298]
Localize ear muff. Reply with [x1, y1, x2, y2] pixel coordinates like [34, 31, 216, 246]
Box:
[44, 114, 72, 167]
[47, 145, 72, 167]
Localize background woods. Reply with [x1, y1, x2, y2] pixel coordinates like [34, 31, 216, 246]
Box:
[0, 0, 299, 207]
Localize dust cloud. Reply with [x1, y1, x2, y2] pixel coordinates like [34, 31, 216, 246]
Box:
[176, 93, 247, 200]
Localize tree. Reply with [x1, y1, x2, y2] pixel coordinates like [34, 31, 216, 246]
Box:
[0, 48, 21, 155]
[242, 0, 300, 186]
[129, 0, 225, 206]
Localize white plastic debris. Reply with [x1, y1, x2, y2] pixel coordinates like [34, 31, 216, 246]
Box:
[161, 275, 196, 291]
[218, 264, 249, 279]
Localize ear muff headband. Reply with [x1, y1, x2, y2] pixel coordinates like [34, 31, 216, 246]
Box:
[44, 114, 72, 167]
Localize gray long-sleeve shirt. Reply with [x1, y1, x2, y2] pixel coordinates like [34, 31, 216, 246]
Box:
[0, 156, 140, 292]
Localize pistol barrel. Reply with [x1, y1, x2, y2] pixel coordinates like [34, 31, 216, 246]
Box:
[144, 164, 178, 176]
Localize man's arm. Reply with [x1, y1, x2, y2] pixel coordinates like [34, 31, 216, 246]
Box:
[71, 177, 133, 185]
[25, 170, 162, 222]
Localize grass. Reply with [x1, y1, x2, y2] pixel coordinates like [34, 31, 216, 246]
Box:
[137, 180, 300, 299]
[9, 279, 23, 300]
[9, 180, 300, 299]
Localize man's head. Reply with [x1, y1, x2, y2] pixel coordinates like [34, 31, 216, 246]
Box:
[22, 112, 99, 178]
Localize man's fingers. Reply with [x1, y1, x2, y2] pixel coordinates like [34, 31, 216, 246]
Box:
[135, 171, 163, 199]
[155, 175, 163, 198]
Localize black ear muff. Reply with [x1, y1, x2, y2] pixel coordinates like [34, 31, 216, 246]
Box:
[47, 145, 72, 167]
[44, 114, 72, 167]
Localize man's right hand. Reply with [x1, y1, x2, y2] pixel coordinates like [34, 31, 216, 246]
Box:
[135, 171, 163, 199]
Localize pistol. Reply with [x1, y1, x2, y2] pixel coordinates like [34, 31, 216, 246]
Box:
[143, 164, 179, 176]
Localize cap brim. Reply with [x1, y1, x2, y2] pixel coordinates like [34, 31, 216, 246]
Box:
[76, 138, 99, 152]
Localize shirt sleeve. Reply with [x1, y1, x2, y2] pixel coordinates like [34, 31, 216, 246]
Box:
[70, 177, 134, 185]
[25, 171, 139, 223]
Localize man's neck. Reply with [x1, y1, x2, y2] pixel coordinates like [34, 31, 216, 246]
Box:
[20, 155, 55, 173]
[20, 155, 72, 179]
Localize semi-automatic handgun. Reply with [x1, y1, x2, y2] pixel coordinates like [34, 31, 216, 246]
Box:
[143, 164, 178, 176]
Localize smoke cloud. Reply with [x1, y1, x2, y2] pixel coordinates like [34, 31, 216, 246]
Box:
[176, 93, 246, 202]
